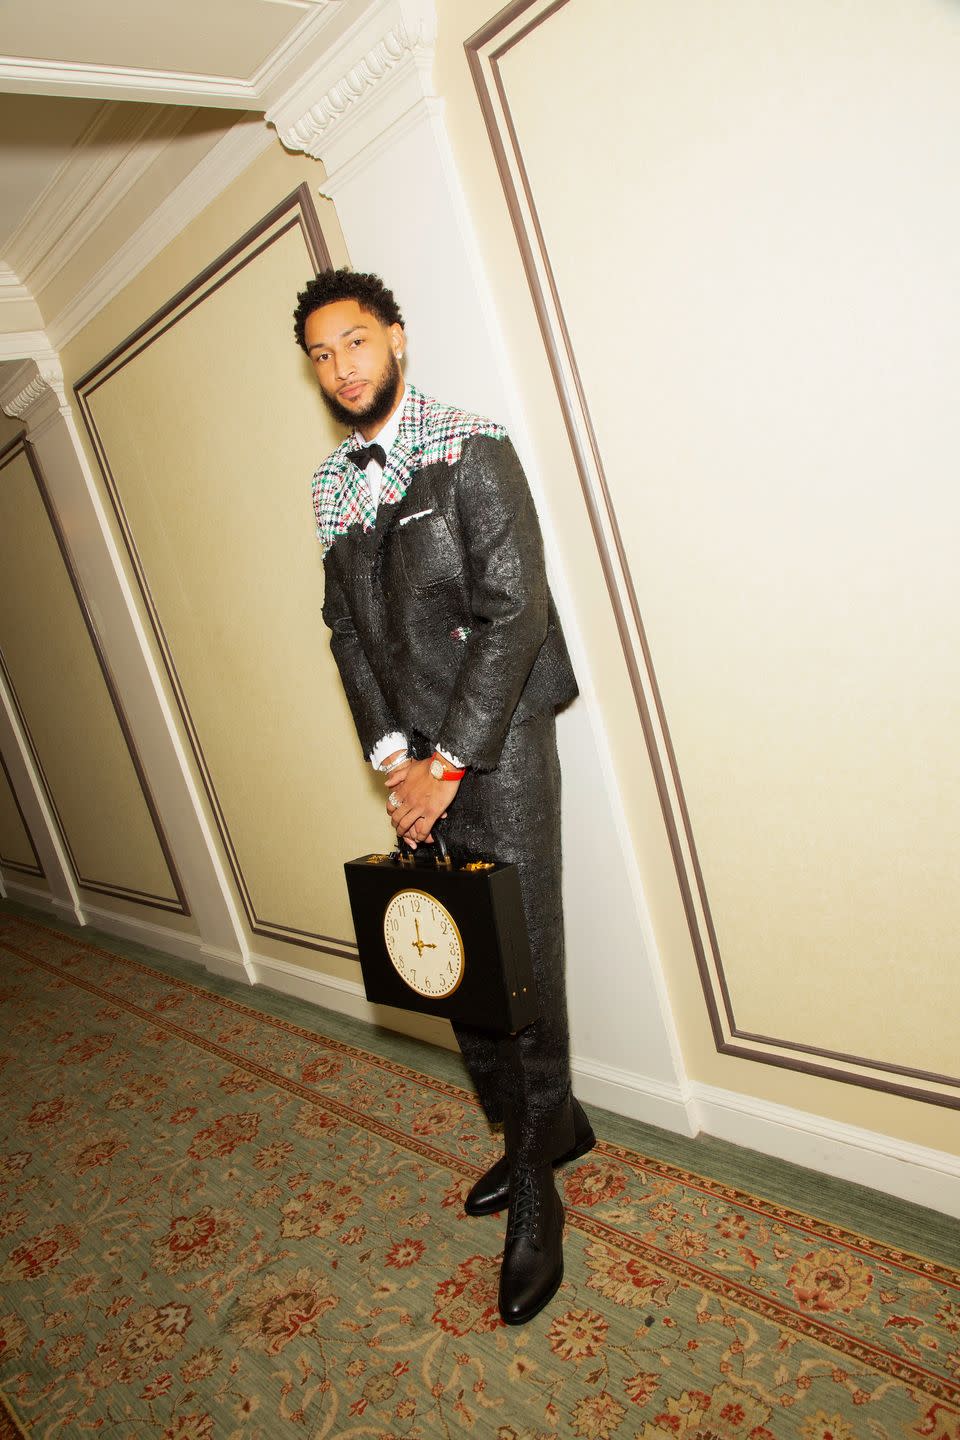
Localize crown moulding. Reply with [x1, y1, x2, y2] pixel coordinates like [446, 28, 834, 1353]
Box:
[0, 355, 68, 430]
[275, 22, 430, 154]
[0, 268, 43, 332]
[0, 56, 259, 109]
[5, 107, 193, 301]
[265, 0, 437, 171]
[48, 122, 275, 352]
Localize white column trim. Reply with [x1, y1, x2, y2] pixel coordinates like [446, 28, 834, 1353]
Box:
[317, 91, 443, 198]
[0, 362, 83, 925]
[0, 665, 83, 927]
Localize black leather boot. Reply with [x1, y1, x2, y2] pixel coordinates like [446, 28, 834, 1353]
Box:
[498, 1164, 565, 1325]
[465, 1097, 595, 1217]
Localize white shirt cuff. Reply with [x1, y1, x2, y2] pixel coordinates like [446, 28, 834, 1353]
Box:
[369, 732, 408, 770]
[435, 745, 465, 770]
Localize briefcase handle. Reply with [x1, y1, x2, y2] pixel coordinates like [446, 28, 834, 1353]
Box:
[393, 826, 452, 869]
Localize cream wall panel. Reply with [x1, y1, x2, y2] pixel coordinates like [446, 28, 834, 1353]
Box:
[495, 0, 960, 1079]
[0, 446, 179, 905]
[82, 219, 391, 947]
[0, 757, 40, 874]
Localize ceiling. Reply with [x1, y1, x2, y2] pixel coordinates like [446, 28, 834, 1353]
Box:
[1, 0, 322, 79]
[0, 0, 363, 349]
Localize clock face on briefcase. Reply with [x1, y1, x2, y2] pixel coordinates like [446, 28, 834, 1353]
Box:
[382, 888, 465, 998]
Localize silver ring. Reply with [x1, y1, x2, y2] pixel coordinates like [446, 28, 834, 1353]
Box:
[388, 791, 400, 810]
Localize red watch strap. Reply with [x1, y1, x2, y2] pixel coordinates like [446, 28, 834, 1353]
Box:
[432, 751, 466, 780]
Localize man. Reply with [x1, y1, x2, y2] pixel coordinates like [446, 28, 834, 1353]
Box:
[293, 268, 594, 1325]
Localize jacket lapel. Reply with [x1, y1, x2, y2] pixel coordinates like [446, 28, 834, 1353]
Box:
[330, 390, 427, 556]
[368, 414, 422, 553]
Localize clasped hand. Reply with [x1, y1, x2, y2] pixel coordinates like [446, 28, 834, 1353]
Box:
[383, 756, 461, 848]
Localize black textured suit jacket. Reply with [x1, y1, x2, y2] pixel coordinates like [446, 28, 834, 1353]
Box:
[320, 425, 578, 772]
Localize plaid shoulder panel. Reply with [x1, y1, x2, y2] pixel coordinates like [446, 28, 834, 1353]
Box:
[310, 438, 377, 556]
[309, 386, 508, 556]
[399, 386, 508, 469]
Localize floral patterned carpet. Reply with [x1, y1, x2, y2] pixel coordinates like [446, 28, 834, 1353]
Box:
[0, 908, 959, 1440]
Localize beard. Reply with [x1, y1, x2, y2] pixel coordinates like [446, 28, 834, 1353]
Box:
[321, 350, 403, 432]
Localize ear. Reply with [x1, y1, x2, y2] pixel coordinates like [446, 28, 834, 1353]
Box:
[388, 322, 405, 360]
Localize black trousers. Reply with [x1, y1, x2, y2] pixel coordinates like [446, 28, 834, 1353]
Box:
[415, 712, 574, 1167]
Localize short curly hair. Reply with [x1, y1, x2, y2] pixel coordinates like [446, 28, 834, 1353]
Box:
[293, 268, 405, 352]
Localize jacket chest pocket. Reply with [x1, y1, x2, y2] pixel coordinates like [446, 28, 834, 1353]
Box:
[397, 513, 463, 590]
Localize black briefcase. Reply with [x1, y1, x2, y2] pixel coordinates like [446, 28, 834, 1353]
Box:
[344, 838, 538, 1033]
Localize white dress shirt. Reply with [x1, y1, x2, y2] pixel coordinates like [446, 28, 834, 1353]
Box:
[351, 392, 405, 511]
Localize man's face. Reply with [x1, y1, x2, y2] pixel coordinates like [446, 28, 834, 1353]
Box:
[304, 298, 404, 438]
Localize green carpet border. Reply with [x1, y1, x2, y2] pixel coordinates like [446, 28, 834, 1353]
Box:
[2, 896, 957, 1270]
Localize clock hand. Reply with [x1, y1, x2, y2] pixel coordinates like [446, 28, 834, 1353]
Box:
[410, 916, 437, 958]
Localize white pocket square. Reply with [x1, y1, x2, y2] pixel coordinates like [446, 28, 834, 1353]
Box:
[398, 508, 434, 526]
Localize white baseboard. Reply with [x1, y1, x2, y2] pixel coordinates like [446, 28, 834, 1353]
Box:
[569, 1053, 960, 1221]
[5, 879, 54, 910]
[249, 949, 459, 1053]
[79, 903, 205, 965]
[53, 898, 85, 927]
[200, 942, 255, 985]
[3, 879, 73, 921]
[691, 1081, 960, 1221]
[571, 1054, 698, 1138]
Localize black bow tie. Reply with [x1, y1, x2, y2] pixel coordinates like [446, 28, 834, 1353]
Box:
[347, 442, 386, 471]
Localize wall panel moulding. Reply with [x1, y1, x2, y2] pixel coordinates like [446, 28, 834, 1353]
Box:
[0, 749, 45, 883]
[0, 431, 188, 916]
[465, 0, 960, 1112]
[73, 184, 375, 961]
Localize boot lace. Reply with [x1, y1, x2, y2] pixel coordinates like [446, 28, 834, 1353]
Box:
[506, 1170, 540, 1243]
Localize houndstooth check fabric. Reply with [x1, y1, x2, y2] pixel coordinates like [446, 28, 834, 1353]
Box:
[310, 384, 507, 555]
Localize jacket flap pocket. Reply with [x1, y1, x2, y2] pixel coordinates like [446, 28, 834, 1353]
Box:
[398, 513, 463, 588]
